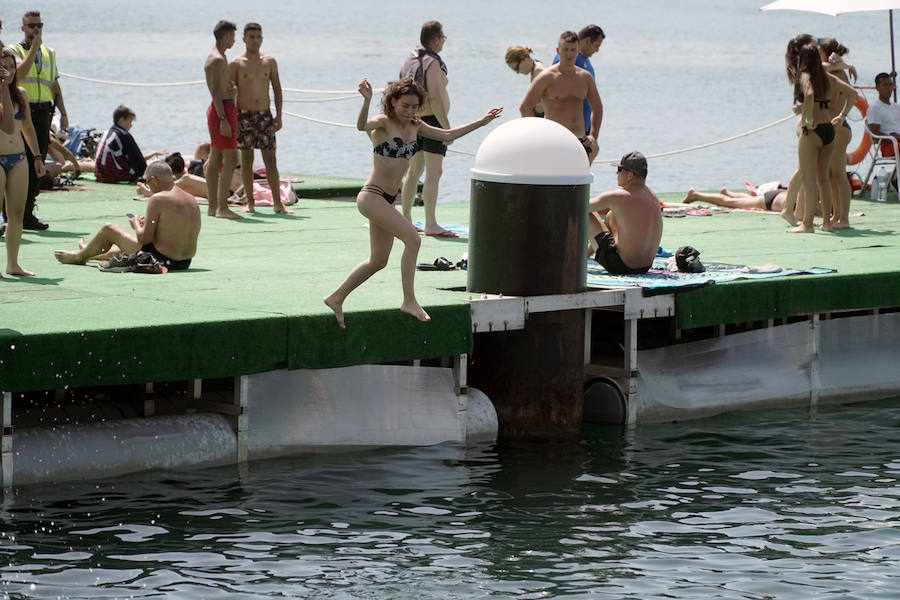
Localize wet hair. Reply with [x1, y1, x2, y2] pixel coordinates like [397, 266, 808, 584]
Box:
[213, 20, 237, 40]
[794, 43, 829, 103]
[0, 48, 26, 109]
[579, 25, 605, 43]
[382, 77, 424, 118]
[505, 45, 532, 70]
[420, 21, 443, 47]
[23, 10, 40, 22]
[876, 72, 893, 86]
[244, 22, 261, 35]
[559, 30, 579, 45]
[785, 33, 816, 83]
[818, 37, 847, 58]
[165, 152, 185, 176]
[113, 104, 136, 124]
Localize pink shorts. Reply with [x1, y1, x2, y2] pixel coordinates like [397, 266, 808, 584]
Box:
[207, 101, 238, 151]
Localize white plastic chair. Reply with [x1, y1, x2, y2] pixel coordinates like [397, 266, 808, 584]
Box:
[861, 121, 900, 197]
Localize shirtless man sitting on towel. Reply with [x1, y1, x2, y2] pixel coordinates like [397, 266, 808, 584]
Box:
[588, 151, 662, 275]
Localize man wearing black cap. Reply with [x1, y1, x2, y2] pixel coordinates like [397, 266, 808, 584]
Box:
[588, 151, 662, 275]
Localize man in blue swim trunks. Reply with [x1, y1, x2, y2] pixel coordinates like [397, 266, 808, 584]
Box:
[588, 151, 662, 275]
[53, 162, 201, 270]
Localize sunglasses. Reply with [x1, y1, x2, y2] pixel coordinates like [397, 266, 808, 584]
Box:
[25, 22, 44, 29]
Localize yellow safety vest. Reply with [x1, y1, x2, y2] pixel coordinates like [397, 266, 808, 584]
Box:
[10, 43, 57, 103]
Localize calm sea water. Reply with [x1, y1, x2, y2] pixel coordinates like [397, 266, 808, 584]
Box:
[9, 0, 890, 199]
[1, 397, 899, 599]
[3, 3, 900, 598]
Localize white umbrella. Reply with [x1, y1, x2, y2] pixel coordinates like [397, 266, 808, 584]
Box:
[762, 0, 900, 97]
[762, 0, 900, 16]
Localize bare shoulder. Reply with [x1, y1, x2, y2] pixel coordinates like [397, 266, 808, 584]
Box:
[261, 53, 277, 66]
[205, 51, 225, 69]
[530, 67, 557, 86]
[370, 113, 390, 128]
[591, 188, 630, 208]
[576, 66, 593, 80]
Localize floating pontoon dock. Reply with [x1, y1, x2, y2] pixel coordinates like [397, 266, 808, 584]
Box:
[2, 178, 899, 485]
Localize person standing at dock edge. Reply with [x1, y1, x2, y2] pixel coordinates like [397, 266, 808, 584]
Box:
[552, 24, 603, 161]
[0, 47, 44, 276]
[324, 77, 501, 328]
[204, 20, 242, 220]
[6, 10, 68, 231]
[398, 21, 457, 238]
[519, 31, 603, 162]
[229, 22, 291, 215]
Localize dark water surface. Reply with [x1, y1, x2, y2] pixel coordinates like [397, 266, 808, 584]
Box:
[2, 398, 899, 598]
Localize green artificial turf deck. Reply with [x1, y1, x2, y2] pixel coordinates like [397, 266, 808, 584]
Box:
[1, 181, 899, 392]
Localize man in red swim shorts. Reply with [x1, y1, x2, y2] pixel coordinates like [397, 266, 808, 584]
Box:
[203, 19, 242, 219]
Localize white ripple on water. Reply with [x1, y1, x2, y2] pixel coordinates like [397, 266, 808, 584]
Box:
[68, 524, 169, 543]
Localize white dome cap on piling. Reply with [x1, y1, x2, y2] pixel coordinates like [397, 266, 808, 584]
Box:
[471, 118, 593, 185]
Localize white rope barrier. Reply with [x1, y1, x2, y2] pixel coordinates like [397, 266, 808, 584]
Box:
[282, 110, 479, 155]
[62, 70, 798, 163]
[282, 86, 383, 94]
[60, 73, 380, 98]
[282, 110, 356, 129]
[594, 114, 797, 165]
[60, 72, 204, 87]
[283, 95, 360, 103]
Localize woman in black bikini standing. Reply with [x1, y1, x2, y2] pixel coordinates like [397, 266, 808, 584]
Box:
[324, 77, 501, 328]
[785, 42, 843, 233]
[818, 38, 858, 229]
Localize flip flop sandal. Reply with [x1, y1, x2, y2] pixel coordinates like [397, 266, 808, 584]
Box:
[433, 257, 455, 270]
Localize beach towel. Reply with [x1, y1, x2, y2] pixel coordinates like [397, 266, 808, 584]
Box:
[587, 258, 834, 294]
[230, 181, 298, 206]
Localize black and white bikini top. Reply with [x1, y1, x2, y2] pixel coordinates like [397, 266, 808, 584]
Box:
[373, 137, 419, 160]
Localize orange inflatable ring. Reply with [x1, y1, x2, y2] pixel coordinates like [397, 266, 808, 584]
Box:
[846, 93, 870, 166]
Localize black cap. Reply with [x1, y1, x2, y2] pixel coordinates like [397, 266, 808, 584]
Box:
[612, 151, 648, 177]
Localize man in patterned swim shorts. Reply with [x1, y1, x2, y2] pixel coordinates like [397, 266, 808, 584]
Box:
[229, 22, 291, 214]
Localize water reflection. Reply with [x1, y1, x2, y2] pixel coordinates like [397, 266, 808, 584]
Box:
[1, 399, 899, 598]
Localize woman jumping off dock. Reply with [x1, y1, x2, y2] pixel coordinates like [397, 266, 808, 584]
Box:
[324, 77, 501, 328]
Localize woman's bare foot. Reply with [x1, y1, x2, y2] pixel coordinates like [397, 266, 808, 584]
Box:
[215, 207, 244, 219]
[274, 204, 294, 214]
[323, 295, 345, 328]
[243, 204, 255, 214]
[77, 237, 87, 250]
[683, 188, 698, 203]
[780, 210, 799, 227]
[54, 250, 86, 264]
[6, 264, 35, 276]
[401, 300, 431, 323]
[786, 224, 814, 233]
[831, 220, 850, 230]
